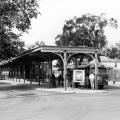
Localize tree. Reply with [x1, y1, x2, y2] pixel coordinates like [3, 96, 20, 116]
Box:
[28, 41, 45, 50]
[55, 13, 118, 49]
[103, 47, 120, 59]
[0, 0, 40, 59]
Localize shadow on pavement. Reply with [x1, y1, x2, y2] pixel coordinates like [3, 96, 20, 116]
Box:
[1, 80, 120, 92]
[103, 84, 120, 91]
[0, 82, 51, 91]
[0, 84, 37, 91]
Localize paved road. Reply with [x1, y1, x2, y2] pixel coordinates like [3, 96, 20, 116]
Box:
[0, 83, 120, 120]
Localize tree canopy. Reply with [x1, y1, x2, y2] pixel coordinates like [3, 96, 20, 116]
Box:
[28, 41, 45, 50]
[103, 46, 120, 59]
[55, 13, 118, 49]
[0, 0, 40, 59]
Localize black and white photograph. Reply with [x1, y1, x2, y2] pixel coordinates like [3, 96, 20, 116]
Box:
[0, 0, 120, 120]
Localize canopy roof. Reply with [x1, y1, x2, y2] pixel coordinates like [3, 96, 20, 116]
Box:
[0, 46, 98, 66]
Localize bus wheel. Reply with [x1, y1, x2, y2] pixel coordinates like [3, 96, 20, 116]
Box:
[98, 85, 104, 89]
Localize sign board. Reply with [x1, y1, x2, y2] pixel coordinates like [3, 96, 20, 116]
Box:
[73, 70, 85, 83]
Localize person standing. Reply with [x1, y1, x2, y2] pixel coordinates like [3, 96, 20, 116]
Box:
[51, 73, 56, 88]
[57, 74, 62, 86]
[89, 73, 95, 89]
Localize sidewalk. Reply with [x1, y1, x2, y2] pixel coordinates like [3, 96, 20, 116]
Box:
[0, 79, 38, 91]
[0, 79, 108, 94]
[0, 79, 37, 85]
[36, 87, 108, 94]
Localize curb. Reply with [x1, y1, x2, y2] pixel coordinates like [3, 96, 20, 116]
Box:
[36, 88, 108, 94]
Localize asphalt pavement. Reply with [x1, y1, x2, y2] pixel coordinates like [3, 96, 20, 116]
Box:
[0, 79, 120, 98]
[0, 80, 120, 120]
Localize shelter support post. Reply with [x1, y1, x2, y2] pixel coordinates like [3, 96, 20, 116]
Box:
[42, 63, 44, 83]
[113, 68, 114, 83]
[11, 67, 13, 80]
[38, 64, 41, 86]
[15, 66, 18, 82]
[13, 67, 15, 81]
[18, 65, 20, 82]
[14, 67, 17, 81]
[9, 67, 11, 81]
[95, 51, 98, 90]
[48, 60, 52, 88]
[30, 64, 32, 85]
[10, 67, 12, 81]
[10, 67, 12, 80]
[63, 51, 67, 90]
[23, 65, 25, 83]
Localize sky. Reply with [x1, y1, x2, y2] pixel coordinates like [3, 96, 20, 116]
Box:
[21, 0, 120, 48]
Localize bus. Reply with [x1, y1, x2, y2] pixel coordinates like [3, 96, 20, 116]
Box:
[90, 65, 108, 89]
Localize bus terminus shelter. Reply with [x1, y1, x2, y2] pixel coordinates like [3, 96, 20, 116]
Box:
[0, 46, 99, 90]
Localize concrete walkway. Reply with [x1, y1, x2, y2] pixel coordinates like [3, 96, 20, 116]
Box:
[1, 80, 120, 99]
[0, 79, 37, 85]
[36, 87, 108, 94]
[0, 79, 108, 94]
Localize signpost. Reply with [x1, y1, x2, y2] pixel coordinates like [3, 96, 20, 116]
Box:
[73, 70, 85, 86]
